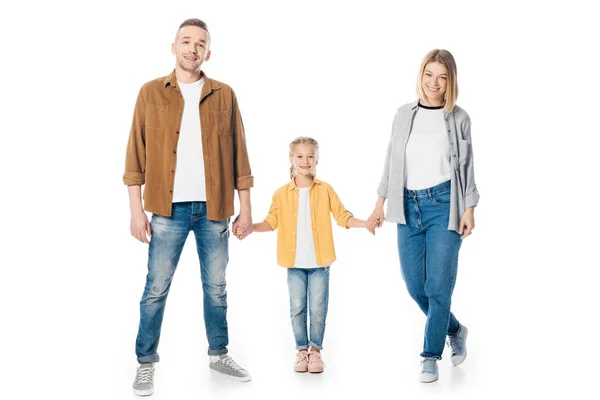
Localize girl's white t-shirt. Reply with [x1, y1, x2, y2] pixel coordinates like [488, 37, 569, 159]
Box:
[294, 187, 319, 268]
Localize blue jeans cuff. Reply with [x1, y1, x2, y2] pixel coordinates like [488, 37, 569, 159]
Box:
[420, 352, 441, 360]
[308, 341, 323, 350]
[208, 347, 228, 356]
[138, 355, 160, 364]
[447, 322, 462, 337]
[296, 345, 309, 351]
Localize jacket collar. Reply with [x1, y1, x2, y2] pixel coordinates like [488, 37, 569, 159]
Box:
[163, 70, 222, 98]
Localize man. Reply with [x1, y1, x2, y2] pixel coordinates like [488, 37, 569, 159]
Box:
[123, 18, 253, 396]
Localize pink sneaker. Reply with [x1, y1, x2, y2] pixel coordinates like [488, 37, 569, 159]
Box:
[294, 350, 309, 372]
[308, 351, 324, 373]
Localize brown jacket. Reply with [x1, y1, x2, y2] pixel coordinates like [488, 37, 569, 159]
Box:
[123, 70, 253, 220]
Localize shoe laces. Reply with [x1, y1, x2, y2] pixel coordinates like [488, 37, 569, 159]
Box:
[308, 352, 322, 363]
[447, 334, 463, 354]
[421, 358, 437, 375]
[296, 351, 309, 363]
[219, 355, 243, 371]
[137, 366, 154, 383]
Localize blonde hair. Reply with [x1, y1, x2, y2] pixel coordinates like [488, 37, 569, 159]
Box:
[417, 49, 458, 114]
[289, 136, 319, 180]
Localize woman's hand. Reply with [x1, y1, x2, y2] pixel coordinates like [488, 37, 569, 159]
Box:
[368, 205, 385, 228]
[459, 207, 475, 239]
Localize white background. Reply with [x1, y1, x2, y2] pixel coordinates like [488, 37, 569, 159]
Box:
[1, 0, 599, 399]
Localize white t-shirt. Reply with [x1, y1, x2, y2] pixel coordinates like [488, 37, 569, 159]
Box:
[172, 78, 206, 202]
[404, 105, 451, 190]
[294, 187, 319, 268]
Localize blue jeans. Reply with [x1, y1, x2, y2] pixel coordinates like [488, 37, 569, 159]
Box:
[135, 202, 230, 363]
[287, 267, 330, 350]
[397, 181, 462, 360]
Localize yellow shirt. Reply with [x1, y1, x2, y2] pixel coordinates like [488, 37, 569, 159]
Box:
[264, 179, 353, 268]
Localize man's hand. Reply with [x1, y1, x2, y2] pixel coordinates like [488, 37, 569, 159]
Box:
[131, 210, 151, 244]
[232, 212, 252, 240]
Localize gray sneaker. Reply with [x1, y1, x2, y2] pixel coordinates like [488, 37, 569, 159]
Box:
[420, 357, 439, 383]
[132, 363, 154, 396]
[209, 354, 252, 382]
[447, 324, 468, 366]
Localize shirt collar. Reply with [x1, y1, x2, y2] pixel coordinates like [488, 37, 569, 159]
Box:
[163, 69, 221, 92]
[287, 178, 321, 190]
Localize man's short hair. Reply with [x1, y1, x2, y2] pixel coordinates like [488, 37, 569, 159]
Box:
[179, 18, 209, 33]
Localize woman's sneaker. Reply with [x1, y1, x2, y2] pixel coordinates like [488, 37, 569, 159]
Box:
[132, 363, 154, 396]
[447, 324, 468, 366]
[420, 358, 438, 383]
[307, 351, 324, 373]
[294, 350, 309, 372]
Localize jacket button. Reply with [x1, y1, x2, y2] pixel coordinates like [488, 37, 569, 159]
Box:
[176, 131, 180, 134]
[169, 189, 173, 193]
[173, 150, 176, 154]
[171, 170, 175, 173]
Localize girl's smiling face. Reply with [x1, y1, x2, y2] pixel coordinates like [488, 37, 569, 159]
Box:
[290, 143, 318, 177]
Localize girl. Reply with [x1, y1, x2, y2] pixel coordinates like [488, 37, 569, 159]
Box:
[369, 49, 479, 383]
[237, 136, 373, 373]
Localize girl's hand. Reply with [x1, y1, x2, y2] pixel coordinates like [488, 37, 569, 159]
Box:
[368, 206, 385, 228]
[235, 227, 246, 239]
[459, 208, 475, 239]
[366, 220, 377, 235]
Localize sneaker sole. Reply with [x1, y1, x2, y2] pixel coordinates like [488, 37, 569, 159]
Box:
[133, 388, 154, 396]
[210, 369, 252, 382]
[420, 374, 438, 383]
[450, 327, 468, 366]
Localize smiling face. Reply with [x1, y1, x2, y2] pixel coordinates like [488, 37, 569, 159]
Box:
[290, 143, 318, 177]
[171, 25, 211, 73]
[421, 61, 448, 106]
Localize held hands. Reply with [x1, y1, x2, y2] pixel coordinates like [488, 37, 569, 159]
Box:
[366, 220, 378, 235]
[368, 205, 385, 231]
[235, 226, 248, 240]
[232, 212, 253, 240]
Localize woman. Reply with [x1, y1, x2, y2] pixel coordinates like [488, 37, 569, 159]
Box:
[369, 49, 479, 383]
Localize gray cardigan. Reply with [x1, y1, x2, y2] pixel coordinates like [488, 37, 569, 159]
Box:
[377, 100, 479, 232]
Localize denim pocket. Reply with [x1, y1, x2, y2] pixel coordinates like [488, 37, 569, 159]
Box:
[432, 190, 451, 206]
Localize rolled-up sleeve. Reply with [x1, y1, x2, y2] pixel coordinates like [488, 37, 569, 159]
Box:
[328, 186, 353, 229]
[123, 87, 146, 186]
[264, 193, 279, 230]
[231, 90, 254, 190]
